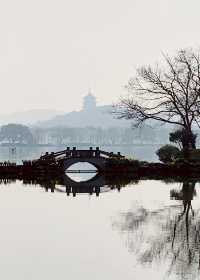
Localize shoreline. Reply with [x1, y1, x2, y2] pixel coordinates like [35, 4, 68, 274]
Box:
[0, 161, 199, 180]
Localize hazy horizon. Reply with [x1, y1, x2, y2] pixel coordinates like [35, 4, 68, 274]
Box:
[0, 0, 200, 114]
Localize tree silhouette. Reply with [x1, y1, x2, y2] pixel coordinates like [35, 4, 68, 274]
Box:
[169, 129, 197, 150]
[0, 124, 33, 144]
[115, 49, 200, 151]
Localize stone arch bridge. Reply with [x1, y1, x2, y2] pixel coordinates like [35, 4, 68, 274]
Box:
[32, 147, 124, 172]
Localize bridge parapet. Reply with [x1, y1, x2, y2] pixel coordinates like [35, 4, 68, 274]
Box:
[31, 147, 124, 171]
[38, 147, 124, 160]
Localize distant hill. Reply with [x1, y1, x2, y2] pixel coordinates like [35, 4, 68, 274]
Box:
[37, 105, 131, 128]
[36, 92, 132, 128]
[0, 109, 64, 126]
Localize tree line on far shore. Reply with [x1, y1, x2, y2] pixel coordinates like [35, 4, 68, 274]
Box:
[0, 123, 178, 146]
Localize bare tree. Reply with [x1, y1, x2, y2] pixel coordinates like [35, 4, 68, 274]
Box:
[115, 48, 200, 150]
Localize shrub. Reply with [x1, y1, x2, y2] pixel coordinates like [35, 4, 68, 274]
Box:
[169, 128, 197, 149]
[156, 145, 180, 164]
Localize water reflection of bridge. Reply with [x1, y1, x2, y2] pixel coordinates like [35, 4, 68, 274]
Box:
[40, 173, 123, 196]
[0, 171, 135, 196]
[64, 172, 105, 187]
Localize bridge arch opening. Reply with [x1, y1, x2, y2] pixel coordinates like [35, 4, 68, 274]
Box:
[66, 162, 98, 172]
[66, 172, 98, 183]
[65, 162, 98, 182]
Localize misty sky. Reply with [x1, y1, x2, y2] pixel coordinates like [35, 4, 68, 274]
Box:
[0, 0, 199, 114]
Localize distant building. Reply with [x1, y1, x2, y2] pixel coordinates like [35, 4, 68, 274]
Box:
[83, 91, 96, 111]
[38, 91, 131, 128]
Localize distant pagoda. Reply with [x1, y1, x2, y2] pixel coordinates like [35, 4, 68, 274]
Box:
[83, 90, 97, 111]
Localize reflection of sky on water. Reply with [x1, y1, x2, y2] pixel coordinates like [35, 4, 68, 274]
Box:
[0, 179, 198, 279]
[113, 181, 200, 280]
[65, 172, 97, 182]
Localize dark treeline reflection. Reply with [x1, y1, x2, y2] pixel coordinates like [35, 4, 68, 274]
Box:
[113, 180, 200, 280]
[0, 174, 138, 197]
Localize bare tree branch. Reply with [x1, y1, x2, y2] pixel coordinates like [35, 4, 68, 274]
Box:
[114, 48, 200, 149]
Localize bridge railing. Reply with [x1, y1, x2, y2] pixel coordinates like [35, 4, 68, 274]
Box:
[37, 147, 124, 162]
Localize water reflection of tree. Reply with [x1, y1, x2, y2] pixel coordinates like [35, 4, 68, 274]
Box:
[113, 181, 200, 280]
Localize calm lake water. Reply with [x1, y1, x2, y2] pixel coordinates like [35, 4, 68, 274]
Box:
[0, 177, 199, 280]
[0, 145, 197, 279]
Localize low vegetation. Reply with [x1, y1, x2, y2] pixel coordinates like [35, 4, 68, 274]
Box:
[156, 145, 180, 164]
